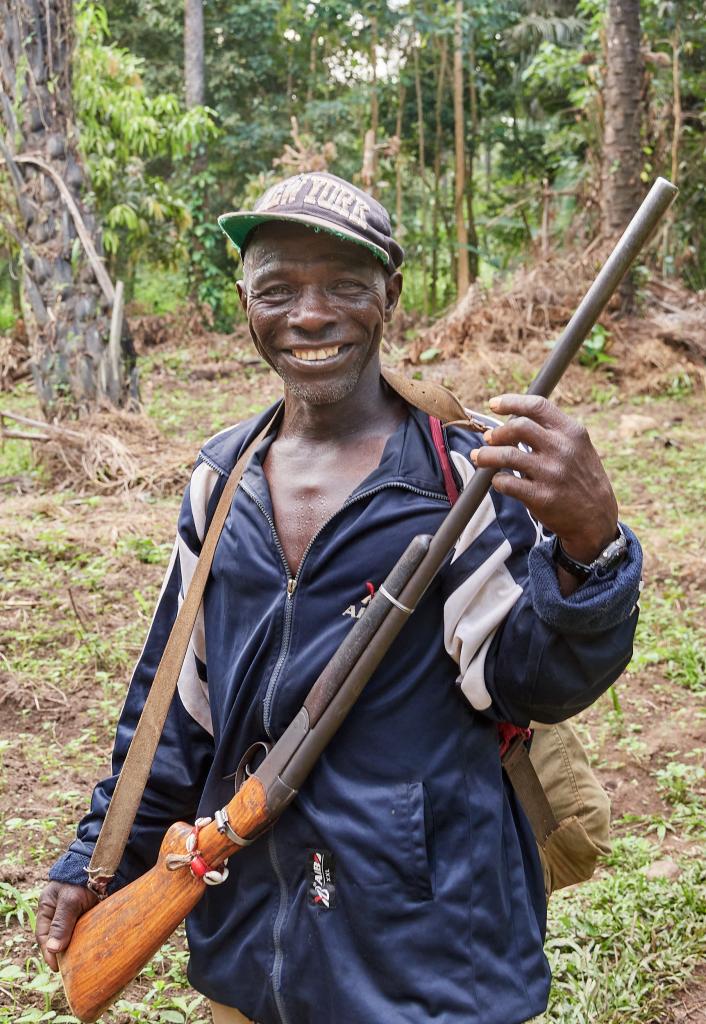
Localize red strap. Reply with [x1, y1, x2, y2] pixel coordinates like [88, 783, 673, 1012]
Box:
[497, 722, 532, 758]
[429, 416, 460, 505]
[429, 415, 529, 756]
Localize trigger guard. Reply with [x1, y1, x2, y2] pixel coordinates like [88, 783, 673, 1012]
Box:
[234, 740, 272, 792]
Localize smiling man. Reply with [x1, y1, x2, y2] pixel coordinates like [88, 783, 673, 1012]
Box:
[37, 173, 642, 1024]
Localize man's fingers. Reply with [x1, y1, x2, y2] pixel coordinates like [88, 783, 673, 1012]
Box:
[488, 393, 566, 427]
[490, 470, 540, 503]
[35, 882, 98, 972]
[482, 416, 548, 451]
[35, 900, 60, 970]
[470, 444, 534, 476]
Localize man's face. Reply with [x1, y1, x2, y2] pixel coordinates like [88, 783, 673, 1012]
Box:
[237, 223, 402, 405]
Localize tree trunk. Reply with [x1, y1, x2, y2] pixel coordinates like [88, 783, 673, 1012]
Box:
[0, 0, 135, 418]
[363, 15, 379, 197]
[184, 0, 205, 108]
[431, 35, 448, 314]
[394, 75, 405, 235]
[453, 0, 469, 297]
[466, 23, 479, 282]
[413, 43, 428, 317]
[600, 0, 643, 239]
[303, 28, 317, 129]
[465, 149, 479, 283]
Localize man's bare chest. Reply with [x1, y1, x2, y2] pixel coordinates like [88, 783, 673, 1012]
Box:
[263, 440, 388, 575]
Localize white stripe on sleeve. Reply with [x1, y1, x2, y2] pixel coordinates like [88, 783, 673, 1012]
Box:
[444, 450, 524, 712]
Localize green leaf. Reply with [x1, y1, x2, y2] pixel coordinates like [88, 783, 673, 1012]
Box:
[419, 347, 441, 364]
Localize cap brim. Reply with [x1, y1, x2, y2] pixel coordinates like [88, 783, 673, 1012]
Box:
[217, 211, 391, 267]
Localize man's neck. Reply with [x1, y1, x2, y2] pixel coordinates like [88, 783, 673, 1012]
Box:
[278, 356, 404, 444]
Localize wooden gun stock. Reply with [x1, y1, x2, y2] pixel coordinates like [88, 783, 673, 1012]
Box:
[58, 776, 268, 1022]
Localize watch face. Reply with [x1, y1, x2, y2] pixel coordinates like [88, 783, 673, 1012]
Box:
[595, 529, 628, 574]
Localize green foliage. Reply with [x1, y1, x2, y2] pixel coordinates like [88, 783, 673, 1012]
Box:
[541, 859, 706, 1023]
[655, 761, 706, 805]
[26, 0, 691, 318]
[630, 587, 706, 693]
[73, 2, 217, 284]
[118, 535, 172, 564]
[579, 324, 615, 369]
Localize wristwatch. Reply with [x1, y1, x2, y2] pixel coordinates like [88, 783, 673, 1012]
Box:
[552, 524, 628, 583]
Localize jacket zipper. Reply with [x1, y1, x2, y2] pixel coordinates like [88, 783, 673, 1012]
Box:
[197, 451, 227, 477]
[240, 478, 447, 738]
[268, 830, 292, 1024]
[240, 476, 447, 1024]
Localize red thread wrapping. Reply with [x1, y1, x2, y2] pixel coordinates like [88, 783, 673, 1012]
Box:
[190, 854, 211, 879]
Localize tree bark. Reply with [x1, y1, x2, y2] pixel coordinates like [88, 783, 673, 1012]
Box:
[184, 0, 205, 108]
[600, 0, 643, 240]
[453, 0, 469, 297]
[431, 35, 448, 314]
[413, 43, 428, 317]
[394, 76, 405, 235]
[0, 0, 135, 417]
[363, 15, 379, 197]
[466, 22, 479, 282]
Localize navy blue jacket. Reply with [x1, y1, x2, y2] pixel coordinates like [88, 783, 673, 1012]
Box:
[51, 402, 642, 1024]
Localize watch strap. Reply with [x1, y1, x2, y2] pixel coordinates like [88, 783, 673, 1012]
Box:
[552, 524, 627, 582]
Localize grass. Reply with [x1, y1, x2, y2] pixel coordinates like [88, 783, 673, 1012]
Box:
[629, 586, 706, 693]
[541, 851, 706, 1024]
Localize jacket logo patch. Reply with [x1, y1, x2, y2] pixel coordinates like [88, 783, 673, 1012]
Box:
[308, 849, 336, 909]
[342, 582, 376, 619]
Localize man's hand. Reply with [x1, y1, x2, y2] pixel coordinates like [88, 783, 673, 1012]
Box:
[36, 881, 99, 971]
[470, 394, 619, 591]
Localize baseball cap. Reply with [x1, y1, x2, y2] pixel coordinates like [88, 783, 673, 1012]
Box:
[218, 172, 404, 271]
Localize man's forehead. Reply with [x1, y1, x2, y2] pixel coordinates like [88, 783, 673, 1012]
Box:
[245, 223, 380, 272]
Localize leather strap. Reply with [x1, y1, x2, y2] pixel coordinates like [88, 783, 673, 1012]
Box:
[381, 366, 472, 425]
[87, 407, 282, 895]
[409, 383, 562, 851]
[501, 737, 560, 847]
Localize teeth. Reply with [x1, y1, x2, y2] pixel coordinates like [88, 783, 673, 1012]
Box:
[291, 346, 341, 361]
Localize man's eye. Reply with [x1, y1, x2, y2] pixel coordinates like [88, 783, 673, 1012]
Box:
[332, 280, 364, 291]
[261, 285, 292, 297]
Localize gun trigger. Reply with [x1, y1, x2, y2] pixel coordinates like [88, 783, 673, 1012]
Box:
[228, 740, 272, 792]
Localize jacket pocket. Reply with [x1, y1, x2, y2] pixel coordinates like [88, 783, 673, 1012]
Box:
[321, 778, 434, 902]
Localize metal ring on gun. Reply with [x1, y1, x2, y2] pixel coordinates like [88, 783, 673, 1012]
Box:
[215, 806, 254, 847]
[378, 585, 414, 615]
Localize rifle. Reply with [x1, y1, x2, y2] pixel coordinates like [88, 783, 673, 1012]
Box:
[58, 178, 677, 1022]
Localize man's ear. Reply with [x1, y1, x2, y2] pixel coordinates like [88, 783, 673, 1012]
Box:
[384, 271, 403, 322]
[236, 280, 247, 313]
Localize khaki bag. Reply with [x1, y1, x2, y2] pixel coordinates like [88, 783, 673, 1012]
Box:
[529, 721, 611, 895]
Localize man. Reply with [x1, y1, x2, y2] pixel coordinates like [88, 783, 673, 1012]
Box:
[37, 172, 641, 1024]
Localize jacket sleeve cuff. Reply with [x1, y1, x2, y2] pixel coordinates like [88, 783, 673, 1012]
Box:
[49, 850, 127, 894]
[48, 851, 91, 887]
[528, 522, 642, 636]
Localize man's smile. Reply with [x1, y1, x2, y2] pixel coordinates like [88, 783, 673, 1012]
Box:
[283, 343, 352, 366]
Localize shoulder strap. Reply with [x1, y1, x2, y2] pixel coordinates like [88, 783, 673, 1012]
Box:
[429, 416, 460, 504]
[381, 366, 471, 425]
[87, 407, 282, 896]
